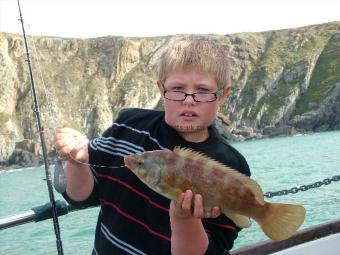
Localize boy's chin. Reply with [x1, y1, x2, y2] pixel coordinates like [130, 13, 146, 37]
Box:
[172, 124, 205, 133]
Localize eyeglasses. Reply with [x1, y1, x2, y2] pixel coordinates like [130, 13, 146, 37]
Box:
[161, 83, 223, 103]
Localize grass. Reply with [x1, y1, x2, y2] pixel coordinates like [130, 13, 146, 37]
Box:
[293, 35, 340, 115]
[238, 25, 338, 120]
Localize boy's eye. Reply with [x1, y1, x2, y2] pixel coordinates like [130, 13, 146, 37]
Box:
[170, 86, 184, 91]
[198, 88, 211, 93]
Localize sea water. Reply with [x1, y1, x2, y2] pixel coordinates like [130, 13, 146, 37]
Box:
[1, 131, 339, 254]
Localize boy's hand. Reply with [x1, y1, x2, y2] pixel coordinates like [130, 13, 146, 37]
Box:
[54, 128, 89, 164]
[170, 190, 221, 219]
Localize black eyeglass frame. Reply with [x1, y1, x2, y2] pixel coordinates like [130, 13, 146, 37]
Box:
[160, 83, 224, 103]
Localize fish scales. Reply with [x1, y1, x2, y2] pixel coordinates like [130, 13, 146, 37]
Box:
[160, 154, 258, 215]
[124, 147, 306, 241]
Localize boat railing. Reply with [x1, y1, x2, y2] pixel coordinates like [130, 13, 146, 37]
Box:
[1, 201, 340, 255]
[0, 200, 77, 230]
[231, 218, 340, 255]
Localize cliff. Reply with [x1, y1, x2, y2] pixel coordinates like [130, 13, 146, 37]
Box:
[0, 22, 339, 168]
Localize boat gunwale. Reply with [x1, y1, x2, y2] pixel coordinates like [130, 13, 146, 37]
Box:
[231, 218, 340, 255]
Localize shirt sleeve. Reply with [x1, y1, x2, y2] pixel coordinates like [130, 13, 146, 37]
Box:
[63, 109, 133, 208]
[62, 183, 99, 208]
[61, 141, 101, 208]
[62, 126, 112, 208]
[203, 215, 240, 254]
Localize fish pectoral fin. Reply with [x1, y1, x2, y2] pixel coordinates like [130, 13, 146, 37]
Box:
[225, 213, 252, 228]
[156, 183, 182, 201]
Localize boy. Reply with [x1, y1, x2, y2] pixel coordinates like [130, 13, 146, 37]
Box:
[54, 35, 250, 255]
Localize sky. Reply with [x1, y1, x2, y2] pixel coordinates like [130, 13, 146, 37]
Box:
[0, 0, 340, 38]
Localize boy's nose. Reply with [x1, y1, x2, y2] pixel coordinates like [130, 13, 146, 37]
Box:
[183, 94, 196, 104]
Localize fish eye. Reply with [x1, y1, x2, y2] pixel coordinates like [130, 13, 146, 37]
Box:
[137, 159, 144, 166]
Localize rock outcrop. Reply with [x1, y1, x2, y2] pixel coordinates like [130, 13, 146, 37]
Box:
[0, 22, 339, 168]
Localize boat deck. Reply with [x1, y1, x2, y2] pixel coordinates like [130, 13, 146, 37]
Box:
[231, 218, 340, 255]
[272, 233, 340, 255]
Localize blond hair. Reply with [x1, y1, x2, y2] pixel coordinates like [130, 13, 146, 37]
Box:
[158, 35, 231, 89]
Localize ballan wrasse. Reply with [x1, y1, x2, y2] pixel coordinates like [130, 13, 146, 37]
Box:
[124, 147, 306, 241]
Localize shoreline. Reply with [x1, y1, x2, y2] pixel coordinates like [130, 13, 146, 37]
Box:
[1, 129, 335, 172]
[1, 129, 339, 172]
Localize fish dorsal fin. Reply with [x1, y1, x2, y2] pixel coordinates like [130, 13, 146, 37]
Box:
[173, 146, 264, 201]
[173, 146, 212, 163]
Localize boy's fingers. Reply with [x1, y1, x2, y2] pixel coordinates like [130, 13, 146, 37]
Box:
[54, 129, 88, 153]
[211, 206, 221, 218]
[54, 136, 73, 149]
[181, 190, 193, 214]
[170, 200, 176, 211]
[55, 137, 76, 153]
[70, 141, 87, 158]
[174, 192, 185, 212]
[213, 206, 221, 218]
[203, 206, 221, 218]
[193, 194, 204, 218]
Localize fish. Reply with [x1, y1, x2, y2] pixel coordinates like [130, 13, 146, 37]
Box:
[124, 147, 306, 241]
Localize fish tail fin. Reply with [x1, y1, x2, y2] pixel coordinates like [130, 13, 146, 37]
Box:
[258, 202, 306, 241]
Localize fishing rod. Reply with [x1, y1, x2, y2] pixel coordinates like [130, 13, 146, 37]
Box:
[17, 0, 64, 254]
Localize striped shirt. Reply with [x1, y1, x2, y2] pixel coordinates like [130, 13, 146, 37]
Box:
[63, 108, 251, 255]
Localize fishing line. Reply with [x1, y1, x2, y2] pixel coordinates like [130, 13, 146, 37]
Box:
[66, 155, 126, 169]
[17, 1, 64, 254]
[22, 16, 126, 181]
[56, 137, 126, 169]
[25, 23, 57, 145]
[23, 24, 127, 172]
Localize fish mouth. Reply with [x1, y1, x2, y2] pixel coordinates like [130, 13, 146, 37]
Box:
[123, 155, 133, 169]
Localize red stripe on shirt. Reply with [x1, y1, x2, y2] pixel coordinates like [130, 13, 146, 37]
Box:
[101, 199, 171, 242]
[97, 173, 169, 212]
[203, 219, 237, 231]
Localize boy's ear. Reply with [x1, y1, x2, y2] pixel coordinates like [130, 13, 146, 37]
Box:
[218, 84, 231, 106]
[156, 80, 162, 91]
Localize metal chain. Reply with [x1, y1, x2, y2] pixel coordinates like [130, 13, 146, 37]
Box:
[264, 174, 340, 198]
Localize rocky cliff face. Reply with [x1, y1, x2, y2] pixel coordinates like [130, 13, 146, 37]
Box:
[0, 22, 339, 167]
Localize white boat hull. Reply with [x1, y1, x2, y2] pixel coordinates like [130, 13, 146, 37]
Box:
[272, 233, 340, 255]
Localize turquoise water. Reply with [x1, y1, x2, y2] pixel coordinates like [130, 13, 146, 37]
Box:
[1, 131, 339, 254]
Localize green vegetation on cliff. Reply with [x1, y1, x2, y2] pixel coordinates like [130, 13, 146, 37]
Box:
[0, 22, 339, 164]
[293, 33, 340, 115]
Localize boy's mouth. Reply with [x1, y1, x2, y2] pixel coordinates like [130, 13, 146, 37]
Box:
[180, 111, 198, 117]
